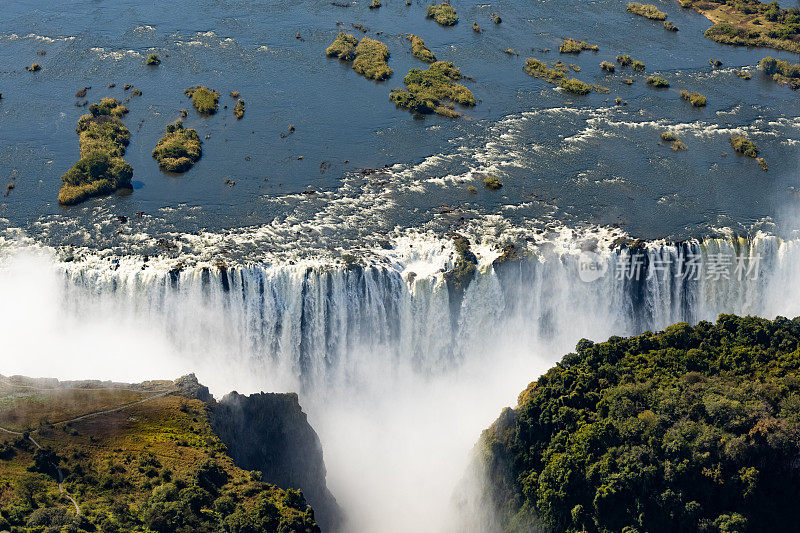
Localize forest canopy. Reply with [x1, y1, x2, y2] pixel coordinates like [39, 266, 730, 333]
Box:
[480, 314, 800, 533]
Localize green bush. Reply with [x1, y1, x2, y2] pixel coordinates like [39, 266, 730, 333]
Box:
[408, 34, 436, 63]
[233, 98, 245, 119]
[479, 315, 800, 533]
[524, 58, 567, 82]
[660, 131, 677, 142]
[59, 98, 133, 205]
[152, 120, 202, 173]
[663, 20, 678, 31]
[646, 75, 669, 87]
[600, 61, 615, 72]
[327, 34, 393, 81]
[626, 2, 667, 20]
[759, 56, 800, 89]
[730, 136, 759, 158]
[483, 175, 502, 190]
[427, 2, 458, 25]
[352, 38, 393, 80]
[185, 86, 220, 115]
[326, 31, 358, 61]
[559, 38, 599, 54]
[560, 78, 592, 95]
[390, 61, 475, 117]
[680, 90, 707, 107]
[146, 53, 161, 65]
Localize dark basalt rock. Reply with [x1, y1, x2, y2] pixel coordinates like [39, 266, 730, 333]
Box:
[212, 391, 343, 532]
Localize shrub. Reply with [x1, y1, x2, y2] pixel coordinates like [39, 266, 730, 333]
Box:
[735, 70, 751, 80]
[623, 77, 634, 84]
[493, 15, 502, 24]
[523, 58, 567, 82]
[671, 139, 687, 150]
[233, 99, 245, 119]
[730, 136, 759, 158]
[600, 61, 615, 72]
[390, 61, 475, 117]
[483, 175, 503, 189]
[146, 53, 160, 65]
[473, 22, 482, 33]
[59, 98, 133, 205]
[646, 75, 669, 87]
[326, 31, 358, 61]
[408, 34, 436, 63]
[617, 54, 632, 66]
[26, 63, 42, 72]
[680, 90, 707, 107]
[559, 38, 599, 54]
[152, 120, 202, 172]
[626, 2, 667, 20]
[560, 78, 592, 95]
[352, 38, 393, 80]
[759, 56, 800, 89]
[661, 131, 677, 141]
[370, 0, 381, 7]
[427, 2, 458, 26]
[185, 86, 220, 115]
[631, 59, 645, 71]
[663, 20, 678, 31]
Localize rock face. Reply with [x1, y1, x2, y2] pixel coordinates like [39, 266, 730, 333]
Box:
[212, 391, 343, 532]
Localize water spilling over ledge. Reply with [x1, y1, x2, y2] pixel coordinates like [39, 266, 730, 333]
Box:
[1, 230, 799, 531]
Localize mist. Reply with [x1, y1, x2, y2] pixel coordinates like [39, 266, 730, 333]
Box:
[2, 234, 800, 532]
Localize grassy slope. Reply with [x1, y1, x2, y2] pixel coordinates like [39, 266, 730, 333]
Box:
[0, 376, 319, 532]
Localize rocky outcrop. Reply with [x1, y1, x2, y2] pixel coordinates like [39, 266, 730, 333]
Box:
[211, 391, 343, 532]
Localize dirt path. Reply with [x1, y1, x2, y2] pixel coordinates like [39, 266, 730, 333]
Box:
[0, 388, 176, 517]
[0, 425, 80, 514]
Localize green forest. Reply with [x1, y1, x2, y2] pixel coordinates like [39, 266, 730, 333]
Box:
[480, 315, 800, 533]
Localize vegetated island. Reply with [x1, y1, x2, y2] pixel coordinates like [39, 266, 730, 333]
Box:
[616, 55, 646, 71]
[684, 0, 800, 54]
[759, 56, 800, 89]
[558, 38, 599, 54]
[627, 2, 667, 20]
[233, 98, 245, 119]
[524, 58, 608, 95]
[646, 75, 670, 87]
[58, 98, 132, 206]
[475, 314, 800, 533]
[680, 90, 707, 107]
[427, 2, 458, 26]
[390, 61, 475, 117]
[661, 131, 687, 150]
[152, 120, 202, 173]
[0, 373, 342, 532]
[185, 86, 220, 115]
[408, 34, 437, 63]
[730, 135, 767, 170]
[326, 32, 393, 81]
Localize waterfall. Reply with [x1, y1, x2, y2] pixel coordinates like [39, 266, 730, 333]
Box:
[1, 231, 799, 532]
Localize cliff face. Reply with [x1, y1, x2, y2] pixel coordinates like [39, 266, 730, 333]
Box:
[212, 391, 343, 532]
